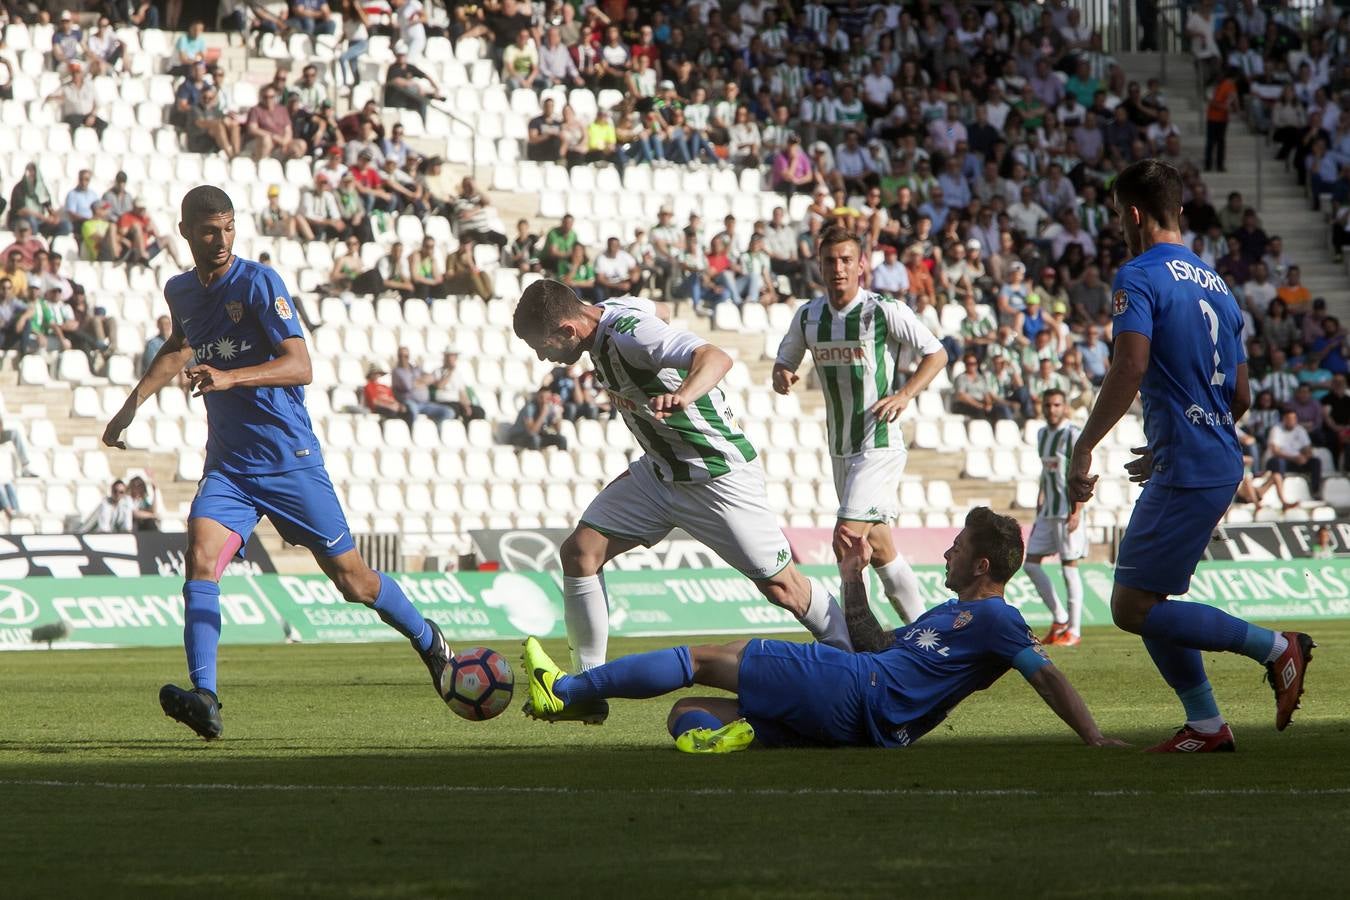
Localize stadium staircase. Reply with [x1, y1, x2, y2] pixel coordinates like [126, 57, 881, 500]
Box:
[1116, 53, 1350, 316]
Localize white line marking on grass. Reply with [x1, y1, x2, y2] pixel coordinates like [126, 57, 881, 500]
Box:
[3, 780, 1350, 799]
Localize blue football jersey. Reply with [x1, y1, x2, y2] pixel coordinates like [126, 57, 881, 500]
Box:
[860, 597, 1049, 748]
[164, 258, 322, 476]
[1110, 243, 1245, 488]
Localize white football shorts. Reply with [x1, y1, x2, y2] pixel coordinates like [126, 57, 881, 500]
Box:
[1026, 516, 1088, 561]
[579, 457, 793, 580]
[831, 448, 907, 523]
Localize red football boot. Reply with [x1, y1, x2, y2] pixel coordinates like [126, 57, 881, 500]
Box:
[1042, 622, 1070, 644]
[1266, 632, 1316, 731]
[1146, 723, 1237, 753]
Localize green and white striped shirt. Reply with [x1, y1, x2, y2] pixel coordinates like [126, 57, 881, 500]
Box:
[776, 291, 944, 457]
[588, 298, 756, 482]
[1036, 421, 1081, 519]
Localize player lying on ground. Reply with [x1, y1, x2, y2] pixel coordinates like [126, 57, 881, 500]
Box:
[1026, 389, 1089, 647]
[522, 507, 1124, 752]
[773, 226, 948, 625]
[101, 185, 452, 741]
[513, 279, 854, 725]
[1067, 159, 1314, 753]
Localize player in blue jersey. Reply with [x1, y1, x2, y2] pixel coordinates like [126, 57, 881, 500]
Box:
[100, 186, 452, 740]
[1068, 160, 1315, 753]
[520, 507, 1123, 752]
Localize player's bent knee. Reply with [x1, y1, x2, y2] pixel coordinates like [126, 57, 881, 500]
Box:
[1109, 590, 1153, 634]
[335, 567, 381, 606]
[559, 532, 603, 576]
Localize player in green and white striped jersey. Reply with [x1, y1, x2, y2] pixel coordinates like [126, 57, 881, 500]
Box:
[1025, 389, 1089, 646]
[513, 280, 853, 720]
[772, 227, 948, 624]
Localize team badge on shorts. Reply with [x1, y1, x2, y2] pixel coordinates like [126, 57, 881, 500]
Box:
[225, 300, 244, 323]
[1112, 289, 1129, 315]
[952, 610, 973, 630]
[275, 296, 293, 320]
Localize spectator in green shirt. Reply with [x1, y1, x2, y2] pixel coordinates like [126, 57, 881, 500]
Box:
[540, 214, 577, 274]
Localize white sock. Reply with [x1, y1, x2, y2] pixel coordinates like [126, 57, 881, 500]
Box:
[1064, 566, 1084, 637]
[799, 580, 853, 651]
[1024, 562, 1066, 624]
[1187, 715, 1226, 735]
[563, 574, 609, 670]
[874, 555, 926, 624]
[1265, 632, 1289, 664]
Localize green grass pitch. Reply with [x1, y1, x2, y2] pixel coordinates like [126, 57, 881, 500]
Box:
[2, 623, 1347, 898]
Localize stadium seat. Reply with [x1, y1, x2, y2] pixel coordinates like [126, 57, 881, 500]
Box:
[966, 420, 995, 449]
[1014, 480, 1039, 509]
[911, 419, 939, 450]
[990, 449, 1018, 481]
[18, 354, 49, 385]
[963, 449, 992, 479]
[1322, 477, 1350, 508]
[926, 481, 954, 511]
[938, 419, 966, 452]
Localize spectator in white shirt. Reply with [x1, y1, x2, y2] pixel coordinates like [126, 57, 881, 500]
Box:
[81, 480, 134, 533]
[594, 237, 642, 298]
[1266, 408, 1322, 497]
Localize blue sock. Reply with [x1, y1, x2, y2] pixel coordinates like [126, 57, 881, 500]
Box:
[669, 708, 724, 738]
[183, 580, 221, 696]
[1140, 601, 1251, 655]
[554, 647, 694, 704]
[1142, 636, 1208, 692]
[1239, 623, 1278, 663]
[373, 572, 431, 652]
[1144, 636, 1222, 724]
[1176, 681, 1222, 723]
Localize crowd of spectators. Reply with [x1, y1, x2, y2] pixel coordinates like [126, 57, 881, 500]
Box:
[11, 1, 1350, 513]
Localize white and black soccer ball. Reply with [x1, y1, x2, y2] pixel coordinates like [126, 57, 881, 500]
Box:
[444, 646, 515, 721]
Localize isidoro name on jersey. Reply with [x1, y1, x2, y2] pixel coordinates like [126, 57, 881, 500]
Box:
[776, 291, 943, 457]
[587, 297, 757, 483]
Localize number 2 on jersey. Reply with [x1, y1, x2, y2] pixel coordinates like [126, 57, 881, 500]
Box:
[1198, 299, 1224, 386]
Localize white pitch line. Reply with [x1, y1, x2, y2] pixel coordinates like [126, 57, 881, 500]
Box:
[2, 779, 1349, 799]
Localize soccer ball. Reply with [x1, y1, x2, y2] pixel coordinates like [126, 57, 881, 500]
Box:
[444, 647, 515, 721]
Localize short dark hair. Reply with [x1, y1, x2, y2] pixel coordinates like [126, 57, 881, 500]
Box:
[1113, 159, 1182, 229]
[1042, 388, 1066, 406]
[963, 506, 1025, 584]
[817, 225, 861, 254]
[181, 185, 234, 225]
[514, 278, 587, 341]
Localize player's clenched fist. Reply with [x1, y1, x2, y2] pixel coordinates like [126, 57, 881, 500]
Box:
[834, 525, 872, 576]
[101, 400, 136, 450]
[771, 365, 799, 395]
[648, 392, 689, 420]
[1067, 445, 1097, 502]
[187, 364, 238, 397]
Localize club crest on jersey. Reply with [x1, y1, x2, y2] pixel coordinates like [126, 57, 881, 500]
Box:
[952, 610, 973, 630]
[225, 300, 244, 323]
[275, 296, 293, 320]
[1112, 289, 1129, 315]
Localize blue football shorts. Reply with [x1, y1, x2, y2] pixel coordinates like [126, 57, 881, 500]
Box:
[736, 638, 871, 748]
[189, 465, 356, 559]
[1114, 480, 1238, 596]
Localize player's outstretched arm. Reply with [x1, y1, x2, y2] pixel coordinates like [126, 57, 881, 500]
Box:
[1026, 664, 1127, 747]
[1068, 331, 1150, 502]
[838, 528, 892, 653]
[186, 336, 313, 396]
[102, 326, 195, 449]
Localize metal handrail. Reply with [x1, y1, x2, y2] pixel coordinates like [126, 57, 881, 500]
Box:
[429, 99, 478, 184]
